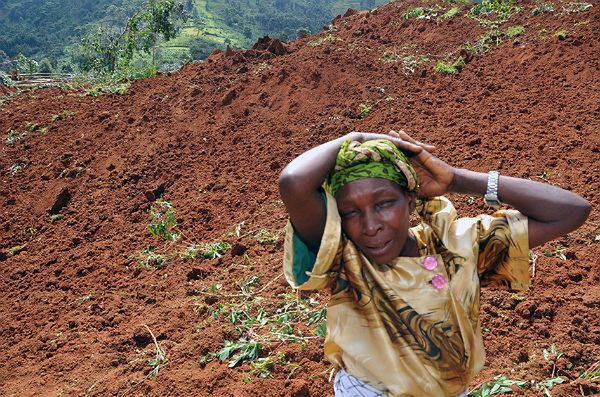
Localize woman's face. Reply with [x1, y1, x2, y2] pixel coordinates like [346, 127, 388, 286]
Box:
[335, 178, 415, 265]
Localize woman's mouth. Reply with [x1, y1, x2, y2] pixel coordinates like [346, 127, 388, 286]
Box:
[364, 240, 392, 256]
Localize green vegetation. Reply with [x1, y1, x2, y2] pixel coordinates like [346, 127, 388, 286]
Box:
[468, 375, 525, 396]
[580, 362, 600, 381]
[7, 245, 24, 256]
[402, 6, 442, 20]
[9, 161, 25, 175]
[81, 0, 186, 75]
[440, 7, 460, 20]
[464, 29, 503, 55]
[85, 82, 131, 97]
[199, 240, 231, 259]
[199, 290, 328, 372]
[562, 2, 593, 13]
[506, 25, 525, 37]
[49, 214, 64, 223]
[5, 129, 26, 145]
[147, 199, 180, 241]
[544, 246, 567, 260]
[554, 29, 567, 40]
[307, 33, 337, 47]
[532, 3, 555, 15]
[359, 103, 373, 118]
[254, 229, 280, 244]
[469, 0, 519, 24]
[434, 56, 465, 75]
[0, 0, 389, 76]
[132, 247, 168, 268]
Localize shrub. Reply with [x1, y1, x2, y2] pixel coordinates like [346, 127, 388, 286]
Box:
[0, 71, 14, 86]
[147, 199, 179, 241]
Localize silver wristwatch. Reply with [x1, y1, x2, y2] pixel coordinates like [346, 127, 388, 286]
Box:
[484, 171, 501, 207]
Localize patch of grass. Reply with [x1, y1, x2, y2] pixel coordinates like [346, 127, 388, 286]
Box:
[506, 25, 525, 37]
[254, 229, 280, 244]
[464, 30, 503, 54]
[147, 199, 179, 241]
[470, 0, 517, 17]
[7, 245, 24, 256]
[144, 325, 168, 377]
[380, 50, 400, 63]
[562, 2, 593, 13]
[9, 161, 26, 175]
[434, 56, 465, 74]
[180, 244, 200, 260]
[6, 129, 26, 145]
[440, 7, 460, 20]
[359, 103, 373, 118]
[307, 34, 337, 47]
[200, 240, 231, 259]
[85, 82, 130, 97]
[131, 247, 168, 268]
[49, 214, 63, 223]
[26, 122, 39, 132]
[544, 246, 566, 260]
[580, 361, 600, 381]
[402, 6, 442, 20]
[554, 29, 567, 39]
[78, 294, 94, 304]
[238, 274, 261, 296]
[532, 3, 555, 14]
[250, 356, 275, 378]
[469, 375, 525, 396]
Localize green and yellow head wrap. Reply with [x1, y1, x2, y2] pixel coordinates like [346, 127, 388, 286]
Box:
[325, 139, 419, 196]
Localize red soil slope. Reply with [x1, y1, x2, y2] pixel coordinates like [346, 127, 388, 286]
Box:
[1, 1, 599, 396]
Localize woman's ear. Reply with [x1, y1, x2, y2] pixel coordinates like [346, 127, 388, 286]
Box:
[406, 191, 417, 212]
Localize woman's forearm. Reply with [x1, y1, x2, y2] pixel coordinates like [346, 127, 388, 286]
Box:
[279, 132, 359, 194]
[449, 168, 591, 247]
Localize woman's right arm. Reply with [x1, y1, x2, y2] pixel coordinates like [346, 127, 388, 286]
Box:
[279, 132, 427, 250]
[279, 133, 359, 250]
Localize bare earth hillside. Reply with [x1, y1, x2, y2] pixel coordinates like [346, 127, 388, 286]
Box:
[0, 1, 599, 396]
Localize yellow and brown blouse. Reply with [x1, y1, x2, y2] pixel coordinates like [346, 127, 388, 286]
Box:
[283, 193, 530, 397]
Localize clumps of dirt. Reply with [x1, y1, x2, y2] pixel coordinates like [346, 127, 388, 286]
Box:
[0, 0, 599, 396]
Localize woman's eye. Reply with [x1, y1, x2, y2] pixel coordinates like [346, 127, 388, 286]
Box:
[341, 209, 358, 218]
[376, 200, 395, 208]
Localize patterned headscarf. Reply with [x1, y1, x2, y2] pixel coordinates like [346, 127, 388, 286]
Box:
[326, 139, 419, 196]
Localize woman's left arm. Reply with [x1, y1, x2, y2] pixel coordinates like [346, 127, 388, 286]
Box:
[390, 131, 591, 249]
[449, 169, 591, 248]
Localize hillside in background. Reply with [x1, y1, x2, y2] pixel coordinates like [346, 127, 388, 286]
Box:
[0, 0, 599, 396]
[0, 0, 388, 71]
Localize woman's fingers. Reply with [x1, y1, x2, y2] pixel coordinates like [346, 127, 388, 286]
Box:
[360, 132, 422, 154]
[389, 130, 436, 152]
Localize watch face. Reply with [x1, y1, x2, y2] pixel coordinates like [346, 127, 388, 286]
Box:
[484, 197, 501, 206]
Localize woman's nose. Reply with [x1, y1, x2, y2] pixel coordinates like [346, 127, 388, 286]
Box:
[362, 212, 382, 236]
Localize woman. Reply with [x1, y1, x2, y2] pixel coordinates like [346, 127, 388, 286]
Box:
[278, 131, 590, 397]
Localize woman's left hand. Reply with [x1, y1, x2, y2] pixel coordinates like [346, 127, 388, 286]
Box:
[389, 130, 455, 198]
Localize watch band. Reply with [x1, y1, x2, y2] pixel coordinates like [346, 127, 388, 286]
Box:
[484, 171, 501, 206]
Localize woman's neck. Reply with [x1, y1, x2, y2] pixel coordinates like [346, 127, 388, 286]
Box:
[399, 230, 420, 257]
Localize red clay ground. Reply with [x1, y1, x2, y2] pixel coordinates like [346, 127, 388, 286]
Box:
[1, 0, 599, 396]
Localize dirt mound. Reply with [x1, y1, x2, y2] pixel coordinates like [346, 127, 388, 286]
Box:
[1, 1, 599, 396]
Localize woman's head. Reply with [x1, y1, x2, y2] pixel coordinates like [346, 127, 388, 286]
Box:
[327, 139, 419, 264]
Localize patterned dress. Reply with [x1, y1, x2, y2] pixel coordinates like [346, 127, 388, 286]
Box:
[283, 193, 530, 397]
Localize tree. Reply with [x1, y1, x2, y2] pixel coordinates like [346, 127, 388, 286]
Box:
[80, 0, 188, 74]
[38, 58, 54, 74]
[16, 53, 38, 74]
